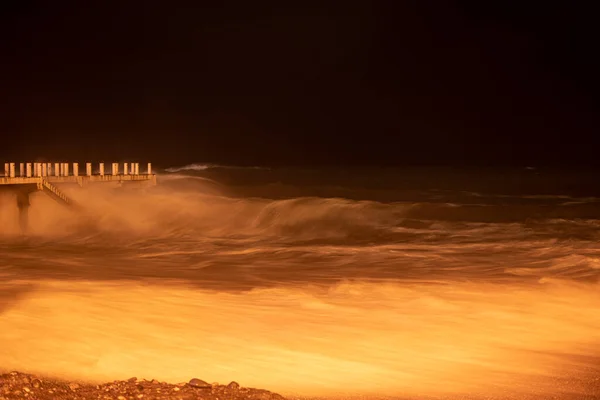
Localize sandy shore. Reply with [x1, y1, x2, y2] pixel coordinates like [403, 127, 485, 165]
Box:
[0, 371, 286, 400]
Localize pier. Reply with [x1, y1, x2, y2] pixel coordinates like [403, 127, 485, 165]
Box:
[1, 162, 157, 231]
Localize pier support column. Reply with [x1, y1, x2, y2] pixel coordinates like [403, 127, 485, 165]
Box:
[16, 191, 30, 233]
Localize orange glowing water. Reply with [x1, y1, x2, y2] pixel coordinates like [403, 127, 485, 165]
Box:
[1, 170, 599, 399]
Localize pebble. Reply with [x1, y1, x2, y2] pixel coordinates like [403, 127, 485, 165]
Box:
[189, 378, 211, 389]
[117, 396, 126, 400]
[31, 379, 42, 389]
[227, 381, 240, 390]
[68, 382, 80, 390]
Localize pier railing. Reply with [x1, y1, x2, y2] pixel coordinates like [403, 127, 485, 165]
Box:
[2, 162, 153, 178]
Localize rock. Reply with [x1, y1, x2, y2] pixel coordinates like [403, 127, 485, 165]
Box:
[227, 381, 240, 390]
[128, 377, 138, 383]
[117, 396, 126, 400]
[68, 382, 80, 390]
[188, 378, 211, 389]
[31, 379, 42, 389]
[173, 387, 180, 392]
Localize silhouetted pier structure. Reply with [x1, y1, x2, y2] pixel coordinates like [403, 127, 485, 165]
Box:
[1, 162, 156, 231]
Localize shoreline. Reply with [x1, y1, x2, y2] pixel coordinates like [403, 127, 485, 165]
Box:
[0, 371, 286, 400]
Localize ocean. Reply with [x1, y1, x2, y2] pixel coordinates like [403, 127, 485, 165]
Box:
[1, 165, 599, 399]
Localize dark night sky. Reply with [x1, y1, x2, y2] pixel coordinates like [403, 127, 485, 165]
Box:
[0, 2, 598, 168]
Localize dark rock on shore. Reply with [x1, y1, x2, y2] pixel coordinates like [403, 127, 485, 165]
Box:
[0, 371, 286, 400]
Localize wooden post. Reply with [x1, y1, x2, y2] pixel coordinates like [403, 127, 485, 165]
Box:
[54, 163, 60, 177]
[73, 163, 79, 177]
[99, 163, 104, 176]
[9, 163, 15, 178]
[86, 163, 92, 176]
[147, 163, 152, 175]
[16, 191, 30, 233]
[123, 163, 129, 175]
[3, 163, 8, 177]
[26, 163, 32, 177]
[42, 163, 47, 177]
[19, 163, 24, 177]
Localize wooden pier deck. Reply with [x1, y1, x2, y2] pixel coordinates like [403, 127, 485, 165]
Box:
[1, 162, 157, 231]
[1, 162, 156, 186]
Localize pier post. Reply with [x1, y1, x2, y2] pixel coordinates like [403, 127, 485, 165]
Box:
[124, 163, 129, 175]
[135, 163, 140, 175]
[73, 163, 79, 177]
[47, 163, 52, 176]
[63, 163, 69, 176]
[19, 163, 24, 177]
[99, 163, 104, 176]
[42, 163, 47, 177]
[86, 163, 92, 176]
[26, 163, 32, 177]
[147, 163, 152, 175]
[4, 163, 8, 177]
[54, 163, 60, 177]
[9, 163, 15, 178]
[112, 163, 118, 175]
[16, 191, 30, 233]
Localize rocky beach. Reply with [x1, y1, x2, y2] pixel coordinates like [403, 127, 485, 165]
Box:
[0, 372, 285, 400]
